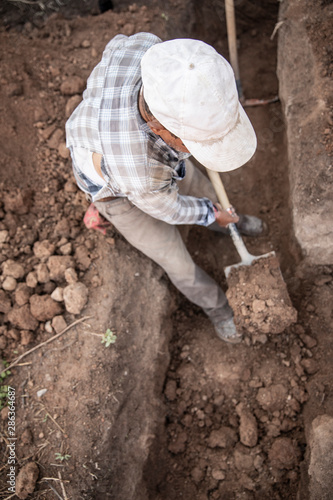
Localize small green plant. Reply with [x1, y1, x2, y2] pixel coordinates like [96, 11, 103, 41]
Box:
[101, 328, 117, 347]
[161, 12, 169, 21]
[55, 453, 71, 462]
[0, 385, 8, 410]
[0, 360, 10, 380]
[0, 360, 11, 410]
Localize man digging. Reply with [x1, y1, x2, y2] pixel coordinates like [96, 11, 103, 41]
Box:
[66, 33, 264, 344]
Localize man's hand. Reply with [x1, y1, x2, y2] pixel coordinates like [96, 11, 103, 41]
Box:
[214, 203, 239, 228]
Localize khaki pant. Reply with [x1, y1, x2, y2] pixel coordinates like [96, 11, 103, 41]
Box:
[95, 161, 232, 324]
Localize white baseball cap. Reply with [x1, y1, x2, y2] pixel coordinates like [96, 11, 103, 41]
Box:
[141, 38, 257, 172]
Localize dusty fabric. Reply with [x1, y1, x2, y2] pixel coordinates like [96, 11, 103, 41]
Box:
[94, 161, 231, 322]
[66, 32, 214, 226]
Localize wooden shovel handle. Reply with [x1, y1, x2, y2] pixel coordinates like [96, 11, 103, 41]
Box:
[225, 0, 240, 82]
[206, 169, 255, 264]
[206, 169, 231, 211]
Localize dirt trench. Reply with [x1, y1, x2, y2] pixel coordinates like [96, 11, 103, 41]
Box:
[0, 1, 332, 499]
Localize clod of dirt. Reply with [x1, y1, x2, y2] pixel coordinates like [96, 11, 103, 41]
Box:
[165, 379, 177, 401]
[29, 294, 63, 321]
[226, 255, 297, 335]
[47, 255, 75, 281]
[65, 95, 83, 118]
[3, 189, 33, 215]
[0, 230, 9, 245]
[36, 263, 50, 284]
[64, 267, 78, 284]
[14, 284, 31, 306]
[26, 272, 38, 288]
[52, 315, 67, 333]
[239, 473, 256, 491]
[191, 466, 205, 483]
[207, 426, 238, 449]
[7, 305, 39, 331]
[256, 384, 288, 412]
[2, 276, 16, 292]
[63, 282, 88, 314]
[15, 462, 39, 499]
[74, 245, 92, 270]
[21, 330, 35, 346]
[47, 128, 64, 150]
[60, 75, 86, 96]
[211, 469, 226, 481]
[33, 240, 56, 261]
[300, 358, 319, 375]
[234, 446, 254, 471]
[268, 437, 301, 469]
[0, 290, 11, 314]
[51, 287, 64, 302]
[2, 259, 25, 280]
[54, 218, 71, 238]
[236, 403, 258, 447]
[168, 429, 188, 454]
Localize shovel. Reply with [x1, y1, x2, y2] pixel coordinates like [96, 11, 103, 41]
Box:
[225, 0, 278, 107]
[206, 169, 274, 277]
[206, 169, 297, 334]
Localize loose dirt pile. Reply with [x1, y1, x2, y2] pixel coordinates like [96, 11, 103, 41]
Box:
[226, 255, 297, 337]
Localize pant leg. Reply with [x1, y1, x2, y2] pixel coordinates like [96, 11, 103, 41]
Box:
[176, 160, 232, 320]
[94, 197, 231, 321]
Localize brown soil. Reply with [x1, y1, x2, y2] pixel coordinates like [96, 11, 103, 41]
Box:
[0, 1, 332, 499]
[226, 255, 297, 336]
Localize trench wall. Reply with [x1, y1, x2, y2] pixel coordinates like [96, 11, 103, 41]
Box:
[277, 0, 333, 265]
[277, 1, 333, 499]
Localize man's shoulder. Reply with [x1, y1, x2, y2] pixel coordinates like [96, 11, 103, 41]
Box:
[105, 32, 162, 52]
[95, 33, 162, 87]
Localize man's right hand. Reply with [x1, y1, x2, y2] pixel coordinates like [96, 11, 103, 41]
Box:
[214, 203, 239, 228]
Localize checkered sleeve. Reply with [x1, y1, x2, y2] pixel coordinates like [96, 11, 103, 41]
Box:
[127, 181, 216, 226]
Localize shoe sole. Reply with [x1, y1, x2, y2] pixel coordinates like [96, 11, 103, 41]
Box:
[216, 334, 243, 344]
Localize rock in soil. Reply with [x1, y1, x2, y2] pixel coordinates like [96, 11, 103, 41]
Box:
[308, 415, 333, 499]
[207, 426, 238, 449]
[256, 384, 288, 413]
[29, 294, 63, 321]
[8, 305, 39, 331]
[2, 259, 25, 279]
[226, 255, 297, 335]
[236, 403, 258, 447]
[0, 290, 11, 314]
[63, 282, 88, 314]
[15, 462, 39, 499]
[268, 437, 301, 469]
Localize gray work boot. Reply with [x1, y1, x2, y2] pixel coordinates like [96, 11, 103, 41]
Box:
[236, 215, 266, 237]
[208, 215, 265, 237]
[214, 317, 243, 344]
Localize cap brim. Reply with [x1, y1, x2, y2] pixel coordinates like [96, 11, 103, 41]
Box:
[182, 104, 257, 172]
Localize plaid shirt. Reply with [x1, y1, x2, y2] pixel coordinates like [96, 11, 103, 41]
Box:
[66, 32, 215, 226]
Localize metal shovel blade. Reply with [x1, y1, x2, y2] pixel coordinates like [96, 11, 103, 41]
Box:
[225, 250, 276, 278]
[224, 222, 276, 278]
